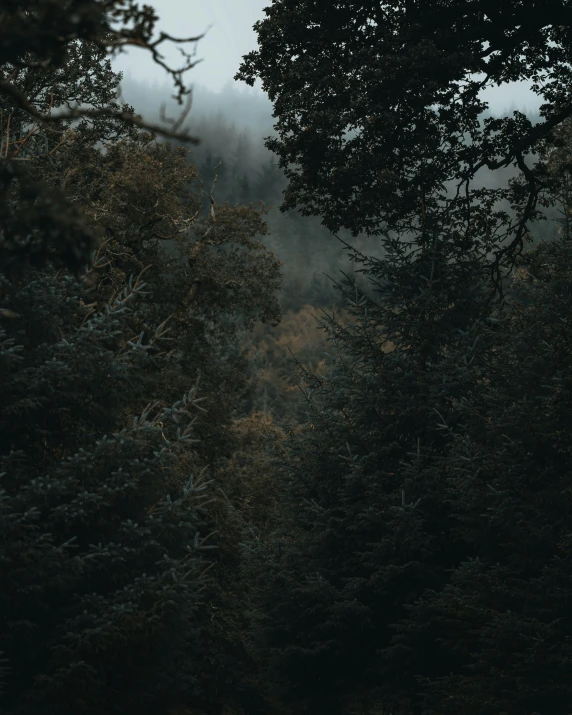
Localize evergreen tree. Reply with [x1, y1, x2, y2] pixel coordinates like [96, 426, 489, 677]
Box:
[238, 173, 251, 205]
[41, 127, 282, 462]
[237, 5, 572, 712]
[252, 157, 285, 207]
[387, 127, 572, 715]
[243, 199, 505, 712]
[1, 4, 284, 713]
[386, 231, 572, 715]
[0, 265, 214, 714]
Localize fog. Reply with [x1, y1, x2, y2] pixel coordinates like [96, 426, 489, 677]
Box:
[117, 76, 563, 311]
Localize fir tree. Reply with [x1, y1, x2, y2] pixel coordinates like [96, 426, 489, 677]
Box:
[249, 157, 286, 208]
[237, 5, 572, 712]
[390, 235, 572, 715]
[0, 5, 284, 713]
[0, 265, 215, 714]
[243, 201, 505, 713]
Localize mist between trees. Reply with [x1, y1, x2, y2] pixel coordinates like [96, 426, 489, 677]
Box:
[114, 77, 565, 424]
[120, 75, 562, 314]
[3, 6, 572, 713]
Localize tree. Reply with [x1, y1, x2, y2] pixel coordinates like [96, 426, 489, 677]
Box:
[0, 0, 204, 275]
[236, 0, 572, 297]
[244, 108, 572, 714]
[54, 134, 284, 715]
[384, 234, 572, 715]
[235, 4, 572, 712]
[242, 194, 508, 712]
[35, 126, 282, 455]
[1, 4, 284, 713]
[0, 0, 282, 529]
[386, 123, 572, 715]
[252, 156, 285, 206]
[0, 265, 215, 715]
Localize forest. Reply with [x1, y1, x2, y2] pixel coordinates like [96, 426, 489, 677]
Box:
[1, 2, 572, 714]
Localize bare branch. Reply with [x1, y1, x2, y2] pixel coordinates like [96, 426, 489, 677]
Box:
[0, 80, 200, 145]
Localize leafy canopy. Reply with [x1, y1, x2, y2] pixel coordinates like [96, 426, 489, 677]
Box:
[236, 0, 572, 296]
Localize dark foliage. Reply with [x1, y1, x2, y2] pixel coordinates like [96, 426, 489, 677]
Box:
[242, 203, 506, 713]
[386, 229, 572, 715]
[4, 2, 572, 714]
[0, 266, 215, 714]
[0, 0, 203, 276]
[0, 4, 284, 714]
[237, 4, 572, 715]
[236, 0, 572, 296]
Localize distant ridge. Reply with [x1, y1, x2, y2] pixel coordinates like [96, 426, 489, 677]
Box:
[117, 74, 276, 135]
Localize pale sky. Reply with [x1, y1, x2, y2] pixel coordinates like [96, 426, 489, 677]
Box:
[111, 0, 543, 115]
[111, 0, 267, 94]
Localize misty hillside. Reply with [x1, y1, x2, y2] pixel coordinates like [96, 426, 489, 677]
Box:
[114, 75, 567, 422]
[118, 75, 562, 314]
[6, 7, 572, 715]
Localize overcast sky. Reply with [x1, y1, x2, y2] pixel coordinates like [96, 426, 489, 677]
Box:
[111, 0, 543, 115]
[111, 0, 266, 94]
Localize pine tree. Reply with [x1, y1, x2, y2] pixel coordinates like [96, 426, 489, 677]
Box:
[236, 6, 572, 712]
[389, 237, 572, 714]
[0, 264, 216, 714]
[0, 7, 283, 712]
[252, 157, 285, 207]
[243, 200, 505, 712]
[372, 118, 572, 715]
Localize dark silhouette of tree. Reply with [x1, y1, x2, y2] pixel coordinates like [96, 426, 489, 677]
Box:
[0, 4, 284, 713]
[242, 197, 505, 713]
[379, 120, 572, 714]
[0, 265, 214, 714]
[236, 0, 572, 299]
[235, 4, 572, 714]
[252, 156, 285, 206]
[0, 0, 204, 274]
[389, 228, 572, 715]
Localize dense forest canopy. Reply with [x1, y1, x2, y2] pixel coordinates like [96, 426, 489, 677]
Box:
[0, 3, 282, 713]
[1, 1, 572, 714]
